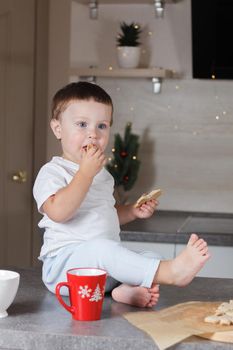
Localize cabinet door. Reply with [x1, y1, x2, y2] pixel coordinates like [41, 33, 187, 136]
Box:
[0, 0, 35, 267]
[176, 244, 233, 278]
[121, 241, 175, 260]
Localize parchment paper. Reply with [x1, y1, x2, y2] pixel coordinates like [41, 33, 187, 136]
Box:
[123, 301, 233, 350]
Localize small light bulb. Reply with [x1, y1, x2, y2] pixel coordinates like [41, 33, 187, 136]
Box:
[112, 148, 115, 152]
[148, 31, 152, 36]
[108, 66, 113, 71]
[222, 111, 227, 115]
[216, 115, 220, 120]
[132, 156, 137, 160]
[211, 74, 215, 79]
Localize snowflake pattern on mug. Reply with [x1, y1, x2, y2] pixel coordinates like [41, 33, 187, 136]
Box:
[78, 285, 92, 298]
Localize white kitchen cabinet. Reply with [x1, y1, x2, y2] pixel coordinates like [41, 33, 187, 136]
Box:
[122, 241, 233, 279]
[176, 244, 233, 279]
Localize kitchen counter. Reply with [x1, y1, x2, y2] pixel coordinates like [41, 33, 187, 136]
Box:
[120, 210, 233, 247]
[1, 268, 233, 349]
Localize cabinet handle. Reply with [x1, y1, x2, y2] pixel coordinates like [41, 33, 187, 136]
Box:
[12, 170, 27, 183]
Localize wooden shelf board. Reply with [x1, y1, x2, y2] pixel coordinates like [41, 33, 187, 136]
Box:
[70, 67, 174, 79]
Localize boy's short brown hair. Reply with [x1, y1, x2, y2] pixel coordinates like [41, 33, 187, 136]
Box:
[51, 81, 113, 124]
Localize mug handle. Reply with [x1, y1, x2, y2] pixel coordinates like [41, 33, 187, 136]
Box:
[55, 282, 75, 315]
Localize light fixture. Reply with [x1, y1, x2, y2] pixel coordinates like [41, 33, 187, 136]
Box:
[154, 0, 164, 18]
[86, 76, 96, 84]
[89, 0, 98, 20]
[152, 77, 161, 94]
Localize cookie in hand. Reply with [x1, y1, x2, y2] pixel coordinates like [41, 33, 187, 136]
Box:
[134, 189, 162, 208]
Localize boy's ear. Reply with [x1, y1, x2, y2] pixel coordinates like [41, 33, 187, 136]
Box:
[50, 118, 61, 140]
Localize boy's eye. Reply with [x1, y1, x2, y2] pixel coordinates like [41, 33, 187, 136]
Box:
[77, 121, 87, 128]
[98, 123, 107, 130]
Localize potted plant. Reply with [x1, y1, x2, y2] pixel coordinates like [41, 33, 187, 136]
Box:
[116, 22, 142, 69]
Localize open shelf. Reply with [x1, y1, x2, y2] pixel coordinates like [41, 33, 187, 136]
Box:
[70, 67, 175, 93]
[75, 0, 177, 4]
[70, 67, 174, 79]
[74, 0, 178, 20]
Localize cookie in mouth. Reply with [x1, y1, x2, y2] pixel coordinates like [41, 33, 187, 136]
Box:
[83, 144, 96, 152]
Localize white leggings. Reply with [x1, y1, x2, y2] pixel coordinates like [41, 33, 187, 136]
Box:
[42, 238, 161, 296]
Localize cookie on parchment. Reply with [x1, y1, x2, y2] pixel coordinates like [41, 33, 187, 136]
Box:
[204, 300, 233, 325]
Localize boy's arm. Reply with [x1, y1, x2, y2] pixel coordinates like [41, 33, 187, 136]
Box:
[42, 170, 93, 222]
[116, 199, 158, 226]
[42, 147, 106, 222]
[115, 204, 137, 226]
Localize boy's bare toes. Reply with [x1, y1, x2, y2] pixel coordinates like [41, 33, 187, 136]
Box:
[198, 242, 207, 251]
[187, 233, 199, 246]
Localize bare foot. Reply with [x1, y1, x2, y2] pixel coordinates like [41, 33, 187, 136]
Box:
[111, 283, 160, 308]
[155, 233, 210, 287]
[147, 283, 160, 307]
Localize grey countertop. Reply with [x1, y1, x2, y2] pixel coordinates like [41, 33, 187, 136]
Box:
[1, 268, 233, 349]
[120, 210, 233, 247]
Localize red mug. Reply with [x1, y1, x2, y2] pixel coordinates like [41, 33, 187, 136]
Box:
[55, 268, 107, 321]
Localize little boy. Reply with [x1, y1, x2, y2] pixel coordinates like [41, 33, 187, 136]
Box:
[33, 81, 210, 308]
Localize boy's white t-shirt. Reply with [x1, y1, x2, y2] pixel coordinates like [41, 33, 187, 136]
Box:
[33, 156, 120, 260]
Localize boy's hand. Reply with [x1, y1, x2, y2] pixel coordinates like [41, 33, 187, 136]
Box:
[131, 199, 158, 219]
[79, 145, 106, 178]
[134, 189, 162, 208]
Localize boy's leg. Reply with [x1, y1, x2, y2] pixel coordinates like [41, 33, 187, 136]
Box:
[111, 249, 161, 307]
[42, 234, 210, 303]
[42, 238, 160, 296]
[153, 233, 210, 286]
[111, 234, 210, 306]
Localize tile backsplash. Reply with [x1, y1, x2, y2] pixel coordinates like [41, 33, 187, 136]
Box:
[97, 78, 232, 213]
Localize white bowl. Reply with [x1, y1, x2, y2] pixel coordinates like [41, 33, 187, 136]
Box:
[0, 270, 20, 318]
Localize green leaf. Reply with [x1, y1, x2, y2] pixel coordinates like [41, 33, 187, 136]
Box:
[117, 22, 142, 47]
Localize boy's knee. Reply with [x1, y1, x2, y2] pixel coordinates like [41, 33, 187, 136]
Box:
[90, 239, 120, 265]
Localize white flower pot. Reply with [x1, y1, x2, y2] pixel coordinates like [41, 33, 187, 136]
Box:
[117, 46, 140, 69]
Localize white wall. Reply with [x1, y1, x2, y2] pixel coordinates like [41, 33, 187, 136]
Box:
[67, 0, 233, 213]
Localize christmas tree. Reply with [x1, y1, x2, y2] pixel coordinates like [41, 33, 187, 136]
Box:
[107, 122, 140, 191]
[89, 284, 102, 302]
